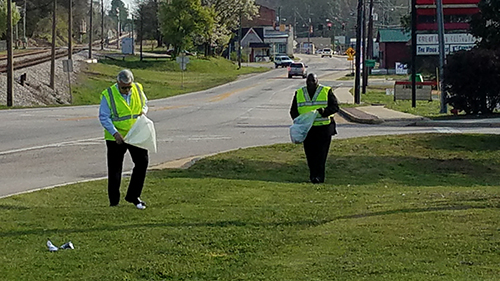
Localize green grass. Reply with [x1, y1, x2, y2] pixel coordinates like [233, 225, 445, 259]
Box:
[72, 56, 269, 105]
[1, 133, 500, 280]
[339, 85, 445, 117]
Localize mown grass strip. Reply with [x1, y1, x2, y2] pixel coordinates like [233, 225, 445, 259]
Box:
[1, 133, 500, 280]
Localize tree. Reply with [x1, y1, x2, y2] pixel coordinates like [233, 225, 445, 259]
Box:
[158, 0, 214, 57]
[469, 0, 500, 49]
[109, 0, 128, 35]
[0, 1, 21, 36]
[444, 48, 500, 114]
[136, 0, 161, 46]
[201, 0, 258, 56]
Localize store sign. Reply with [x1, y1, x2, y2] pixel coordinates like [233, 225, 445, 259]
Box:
[416, 33, 476, 55]
[417, 44, 474, 55]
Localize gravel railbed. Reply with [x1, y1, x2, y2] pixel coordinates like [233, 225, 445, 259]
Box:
[0, 51, 89, 107]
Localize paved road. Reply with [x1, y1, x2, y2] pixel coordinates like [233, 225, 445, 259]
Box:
[1, 54, 498, 198]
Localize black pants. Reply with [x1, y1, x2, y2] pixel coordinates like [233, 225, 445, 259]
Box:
[303, 126, 332, 183]
[106, 141, 149, 206]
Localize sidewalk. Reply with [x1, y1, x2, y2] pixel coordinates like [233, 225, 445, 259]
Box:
[334, 87, 500, 127]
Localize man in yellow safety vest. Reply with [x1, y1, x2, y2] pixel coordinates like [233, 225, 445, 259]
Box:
[99, 69, 149, 209]
[289, 73, 339, 184]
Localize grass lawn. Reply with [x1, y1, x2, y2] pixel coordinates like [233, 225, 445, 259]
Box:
[71, 55, 269, 105]
[1, 133, 500, 280]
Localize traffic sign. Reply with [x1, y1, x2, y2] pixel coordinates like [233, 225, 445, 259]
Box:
[345, 47, 355, 56]
[176, 55, 190, 70]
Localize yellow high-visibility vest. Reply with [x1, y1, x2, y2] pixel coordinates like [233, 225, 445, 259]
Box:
[296, 85, 332, 126]
[101, 82, 145, 140]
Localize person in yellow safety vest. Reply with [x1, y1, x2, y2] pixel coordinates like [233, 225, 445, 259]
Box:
[99, 69, 149, 210]
[289, 73, 339, 184]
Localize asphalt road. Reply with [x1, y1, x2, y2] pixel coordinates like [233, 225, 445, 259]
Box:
[1, 54, 498, 198]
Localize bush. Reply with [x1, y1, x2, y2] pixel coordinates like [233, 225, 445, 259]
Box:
[444, 48, 500, 115]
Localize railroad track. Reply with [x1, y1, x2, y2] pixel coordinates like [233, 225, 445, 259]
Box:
[0, 48, 86, 73]
[0, 33, 132, 73]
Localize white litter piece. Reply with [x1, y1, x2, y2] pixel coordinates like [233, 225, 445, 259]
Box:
[60, 241, 74, 250]
[47, 240, 58, 252]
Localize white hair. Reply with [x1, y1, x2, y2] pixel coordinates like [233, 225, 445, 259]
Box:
[117, 69, 134, 84]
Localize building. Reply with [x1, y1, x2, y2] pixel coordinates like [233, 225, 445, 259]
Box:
[232, 4, 294, 61]
[377, 28, 411, 69]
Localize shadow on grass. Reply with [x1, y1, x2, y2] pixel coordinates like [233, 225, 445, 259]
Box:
[0, 201, 496, 238]
[151, 154, 500, 187]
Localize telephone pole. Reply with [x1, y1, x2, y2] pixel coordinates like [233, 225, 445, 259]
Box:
[89, 0, 93, 59]
[50, 0, 56, 89]
[68, 0, 72, 60]
[101, 0, 104, 50]
[7, 0, 13, 106]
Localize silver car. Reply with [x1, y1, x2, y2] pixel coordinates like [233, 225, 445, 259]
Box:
[288, 62, 308, 78]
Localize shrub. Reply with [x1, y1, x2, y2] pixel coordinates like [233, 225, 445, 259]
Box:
[444, 48, 500, 115]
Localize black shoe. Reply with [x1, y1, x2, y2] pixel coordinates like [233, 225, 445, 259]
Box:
[125, 197, 146, 206]
[311, 177, 321, 184]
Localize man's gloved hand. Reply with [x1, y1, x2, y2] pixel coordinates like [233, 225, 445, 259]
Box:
[317, 108, 325, 115]
[113, 132, 124, 145]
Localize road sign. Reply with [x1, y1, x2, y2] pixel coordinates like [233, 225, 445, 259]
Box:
[176, 55, 189, 71]
[365, 59, 376, 67]
[62, 59, 73, 72]
[345, 47, 355, 56]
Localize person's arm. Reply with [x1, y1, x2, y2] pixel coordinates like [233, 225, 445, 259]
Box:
[99, 97, 123, 144]
[289, 92, 299, 120]
[99, 97, 118, 136]
[318, 88, 339, 117]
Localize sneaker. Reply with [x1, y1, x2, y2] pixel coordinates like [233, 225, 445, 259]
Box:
[135, 202, 146, 210]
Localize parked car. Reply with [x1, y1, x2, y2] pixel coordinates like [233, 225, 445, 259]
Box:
[274, 55, 293, 68]
[316, 49, 323, 55]
[288, 62, 308, 78]
[321, 48, 333, 58]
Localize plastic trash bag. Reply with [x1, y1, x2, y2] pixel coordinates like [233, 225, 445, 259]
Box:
[124, 115, 157, 153]
[289, 110, 318, 144]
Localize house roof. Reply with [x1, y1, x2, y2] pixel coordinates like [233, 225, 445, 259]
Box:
[377, 28, 411, 43]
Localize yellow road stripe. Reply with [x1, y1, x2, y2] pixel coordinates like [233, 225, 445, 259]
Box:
[209, 86, 253, 102]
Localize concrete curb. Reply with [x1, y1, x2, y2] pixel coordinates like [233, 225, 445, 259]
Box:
[339, 107, 383, 124]
[411, 120, 500, 127]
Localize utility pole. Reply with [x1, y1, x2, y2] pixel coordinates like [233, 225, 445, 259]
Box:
[436, 0, 447, 113]
[411, 0, 417, 107]
[140, 6, 143, 61]
[354, 0, 363, 104]
[7, 0, 13, 106]
[101, 0, 104, 50]
[362, 2, 367, 94]
[68, 0, 72, 60]
[238, 8, 242, 69]
[23, 0, 26, 48]
[50, 0, 56, 89]
[367, 0, 374, 60]
[89, 0, 93, 59]
[117, 7, 120, 49]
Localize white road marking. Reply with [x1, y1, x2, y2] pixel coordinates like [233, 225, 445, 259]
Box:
[434, 127, 462, 133]
[0, 137, 103, 156]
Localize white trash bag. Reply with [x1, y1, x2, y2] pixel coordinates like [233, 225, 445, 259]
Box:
[289, 110, 318, 144]
[124, 115, 157, 153]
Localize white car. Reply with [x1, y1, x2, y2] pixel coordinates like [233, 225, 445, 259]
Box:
[274, 55, 293, 68]
[321, 48, 333, 58]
